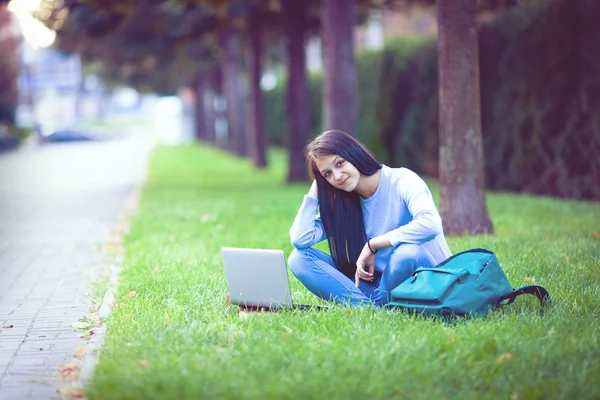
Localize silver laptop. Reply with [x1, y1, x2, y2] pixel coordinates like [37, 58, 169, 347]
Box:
[221, 247, 327, 311]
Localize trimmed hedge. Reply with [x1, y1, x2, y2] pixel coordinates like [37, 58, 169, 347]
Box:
[264, 0, 600, 200]
[478, 0, 600, 199]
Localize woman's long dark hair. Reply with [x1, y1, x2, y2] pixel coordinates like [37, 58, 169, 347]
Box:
[305, 130, 382, 279]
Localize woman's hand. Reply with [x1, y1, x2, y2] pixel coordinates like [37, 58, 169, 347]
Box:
[308, 180, 318, 200]
[355, 242, 376, 288]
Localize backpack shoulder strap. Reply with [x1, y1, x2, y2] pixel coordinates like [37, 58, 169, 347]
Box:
[498, 285, 552, 313]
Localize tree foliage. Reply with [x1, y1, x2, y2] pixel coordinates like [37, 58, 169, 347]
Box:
[36, 0, 445, 96]
[37, 1, 220, 94]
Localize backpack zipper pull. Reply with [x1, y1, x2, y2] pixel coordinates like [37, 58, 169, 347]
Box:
[410, 273, 418, 283]
[480, 261, 490, 272]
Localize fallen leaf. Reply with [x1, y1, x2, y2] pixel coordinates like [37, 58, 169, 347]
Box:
[108, 303, 115, 310]
[561, 253, 569, 262]
[89, 330, 95, 336]
[61, 362, 78, 370]
[72, 316, 98, 331]
[225, 293, 231, 306]
[125, 291, 136, 299]
[449, 335, 456, 343]
[74, 346, 88, 359]
[104, 243, 116, 253]
[72, 322, 92, 330]
[60, 363, 80, 378]
[283, 325, 293, 334]
[113, 222, 124, 234]
[524, 277, 536, 283]
[495, 352, 513, 364]
[3, 324, 14, 329]
[592, 231, 600, 239]
[88, 308, 96, 313]
[59, 387, 85, 399]
[138, 359, 150, 367]
[282, 333, 290, 339]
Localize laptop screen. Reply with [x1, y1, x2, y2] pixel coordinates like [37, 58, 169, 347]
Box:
[222, 248, 293, 308]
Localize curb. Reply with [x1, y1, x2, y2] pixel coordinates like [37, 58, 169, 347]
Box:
[55, 136, 154, 399]
[74, 183, 143, 394]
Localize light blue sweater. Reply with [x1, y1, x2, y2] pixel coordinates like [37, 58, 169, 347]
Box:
[289, 165, 452, 272]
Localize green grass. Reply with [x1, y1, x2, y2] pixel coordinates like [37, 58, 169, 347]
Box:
[86, 144, 600, 400]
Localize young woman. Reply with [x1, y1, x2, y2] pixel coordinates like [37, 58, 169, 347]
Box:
[289, 130, 452, 306]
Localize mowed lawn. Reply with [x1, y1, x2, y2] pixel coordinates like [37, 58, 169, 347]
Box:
[86, 144, 600, 400]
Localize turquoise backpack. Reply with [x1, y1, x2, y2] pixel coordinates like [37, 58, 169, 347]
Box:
[385, 248, 552, 317]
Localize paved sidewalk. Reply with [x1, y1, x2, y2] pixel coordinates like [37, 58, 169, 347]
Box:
[0, 134, 153, 399]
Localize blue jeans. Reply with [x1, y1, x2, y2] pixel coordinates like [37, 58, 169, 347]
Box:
[288, 244, 437, 307]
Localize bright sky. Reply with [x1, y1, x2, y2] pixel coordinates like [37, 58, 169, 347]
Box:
[8, 0, 56, 48]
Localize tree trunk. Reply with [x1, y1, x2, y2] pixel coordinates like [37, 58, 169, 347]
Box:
[321, 0, 358, 137]
[193, 73, 207, 142]
[203, 87, 216, 145]
[437, 0, 494, 235]
[0, 5, 21, 125]
[204, 67, 221, 145]
[282, 0, 310, 182]
[247, 8, 267, 168]
[219, 26, 247, 156]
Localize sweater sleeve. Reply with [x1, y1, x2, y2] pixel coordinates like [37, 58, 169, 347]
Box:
[289, 195, 327, 249]
[385, 170, 444, 246]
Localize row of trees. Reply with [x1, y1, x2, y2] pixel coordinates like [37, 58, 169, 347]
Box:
[38, 0, 368, 180]
[35, 0, 517, 235]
